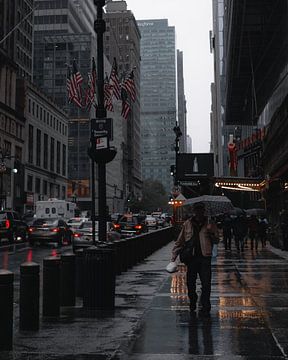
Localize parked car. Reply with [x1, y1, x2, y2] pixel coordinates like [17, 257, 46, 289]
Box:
[72, 221, 121, 252]
[113, 214, 148, 237]
[0, 210, 28, 243]
[28, 218, 72, 247]
[145, 215, 158, 229]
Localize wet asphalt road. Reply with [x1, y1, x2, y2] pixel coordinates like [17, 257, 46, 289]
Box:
[1, 240, 288, 359]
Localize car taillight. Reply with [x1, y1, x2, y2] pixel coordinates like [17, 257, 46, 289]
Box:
[113, 224, 121, 229]
[52, 228, 60, 233]
[5, 220, 11, 229]
[134, 224, 142, 230]
[28, 227, 34, 233]
[73, 232, 82, 238]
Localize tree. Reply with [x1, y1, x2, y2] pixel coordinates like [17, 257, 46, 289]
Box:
[131, 179, 169, 213]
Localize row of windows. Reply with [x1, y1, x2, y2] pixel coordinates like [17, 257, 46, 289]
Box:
[34, 15, 68, 25]
[28, 99, 67, 136]
[16, 45, 32, 71]
[27, 174, 66, 199]
[17, 29, 32, 52]
[35, 0, 68, 9]
[0, 114, 24, 141]
[28, 125, 67, 176]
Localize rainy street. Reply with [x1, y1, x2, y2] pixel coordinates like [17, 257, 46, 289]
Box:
[127, 243, 288, 359]
[1, 240, 288, 359]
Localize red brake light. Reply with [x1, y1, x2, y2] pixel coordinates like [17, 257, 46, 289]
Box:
[5, 220, 10, 229]
[134, 224, 142, 230]
[52, 228, 60, 233]
[73, 232, 82, 238]
[28, 227, 34, 233]
[113, 224, 121, 229]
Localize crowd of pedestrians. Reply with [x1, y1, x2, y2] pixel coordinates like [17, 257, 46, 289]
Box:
[220, 212, 269, 252]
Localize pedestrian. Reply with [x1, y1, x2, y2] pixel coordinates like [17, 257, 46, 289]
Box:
[258, 216, 268, 247]
[222, 213, 233, 250]
[248, 215, 259, 250]
[170, 202, 219, 315]
[233, 214, 247, 252]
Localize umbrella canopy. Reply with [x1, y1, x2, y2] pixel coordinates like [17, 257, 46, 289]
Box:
[245, 208, 266, 216]
[183, 195, 234, 216]
[227, 207, 246, 216]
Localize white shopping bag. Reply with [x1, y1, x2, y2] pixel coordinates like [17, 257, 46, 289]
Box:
[166, 261, 178, 273]
[212, 244, 218, 258]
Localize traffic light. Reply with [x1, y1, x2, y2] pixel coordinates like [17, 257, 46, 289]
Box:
[170, 165, 175, 176]
[12, 160, 21, 174]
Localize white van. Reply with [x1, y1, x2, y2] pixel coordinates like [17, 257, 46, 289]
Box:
[35, 198, 76, 220]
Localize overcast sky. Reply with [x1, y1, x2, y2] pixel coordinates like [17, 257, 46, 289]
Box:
[125, 0, 214, 153]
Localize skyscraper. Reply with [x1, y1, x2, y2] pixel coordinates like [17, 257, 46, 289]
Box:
[138, 19, 177, 193]
[177, 50, 187, 153]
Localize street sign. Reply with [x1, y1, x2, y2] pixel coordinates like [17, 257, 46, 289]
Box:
[91, 118, 113, 141]
[95, 137, 108, 150]
[179, 181, 200, 186]
[176, 153, 214, 181]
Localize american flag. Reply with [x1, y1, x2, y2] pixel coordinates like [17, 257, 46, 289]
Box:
[104, 75, 114, 112]
[66, 60, 83, 108]
[85, 57, 97, 110]
[122, 70, 136, 102]
[121, 87, 131, 119]
[109, 57, 121, 100]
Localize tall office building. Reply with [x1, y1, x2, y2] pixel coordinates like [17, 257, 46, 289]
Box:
[138, 19, 177, 194]
[0, 0, 34, 80]
[33, 0, 125, 212]
[104, 1, 142, 205]
[211, 0, 253, 177]
[177, 50, 187, 153]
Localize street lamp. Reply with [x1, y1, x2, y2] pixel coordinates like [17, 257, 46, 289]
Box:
[88, 0, 116, 244]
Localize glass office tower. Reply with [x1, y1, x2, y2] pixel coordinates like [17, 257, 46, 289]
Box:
[138, 19, 177, 194]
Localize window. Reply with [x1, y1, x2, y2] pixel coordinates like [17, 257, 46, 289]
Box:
[43, 133, 48, 169]
[27, 175, 33, 191]
[50, 137, 55, 172]
[62, 144, 66, 176]
[35, 178, 41, 193]
[36, 129, 41, 166]
[28, 125, 33, 163]
[56, 141, 60, 173]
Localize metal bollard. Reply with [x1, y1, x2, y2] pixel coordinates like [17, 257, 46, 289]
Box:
[60, 253, 76, 306]
[42, 256, 61, 317]
[83, 245, 116, 310]
[0, 269, 14, 350]
[75, 249, 84, 298]
[20, 262, 40, 331]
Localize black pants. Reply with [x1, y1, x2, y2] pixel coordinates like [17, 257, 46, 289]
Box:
[186, 256, 212, 311]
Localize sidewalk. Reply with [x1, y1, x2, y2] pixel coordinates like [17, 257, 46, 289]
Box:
[2, 240, 288, 359]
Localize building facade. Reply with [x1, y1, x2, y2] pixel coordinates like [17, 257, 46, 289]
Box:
[0, 0, 34, 81]
[104, 0, 142, 208]
[33, 0, 125, 213]
[138, 19, 177, 194]
[0, 51, 25, 211]
[16, 79, 69, 213]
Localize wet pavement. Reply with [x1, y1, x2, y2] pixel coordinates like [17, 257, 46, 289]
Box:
[1, 241, 288, 359]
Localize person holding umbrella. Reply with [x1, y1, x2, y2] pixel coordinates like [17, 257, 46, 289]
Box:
[170, 202, 219, 315]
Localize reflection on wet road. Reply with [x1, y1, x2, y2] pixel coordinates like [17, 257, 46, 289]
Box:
[129, 245, 288, 359]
